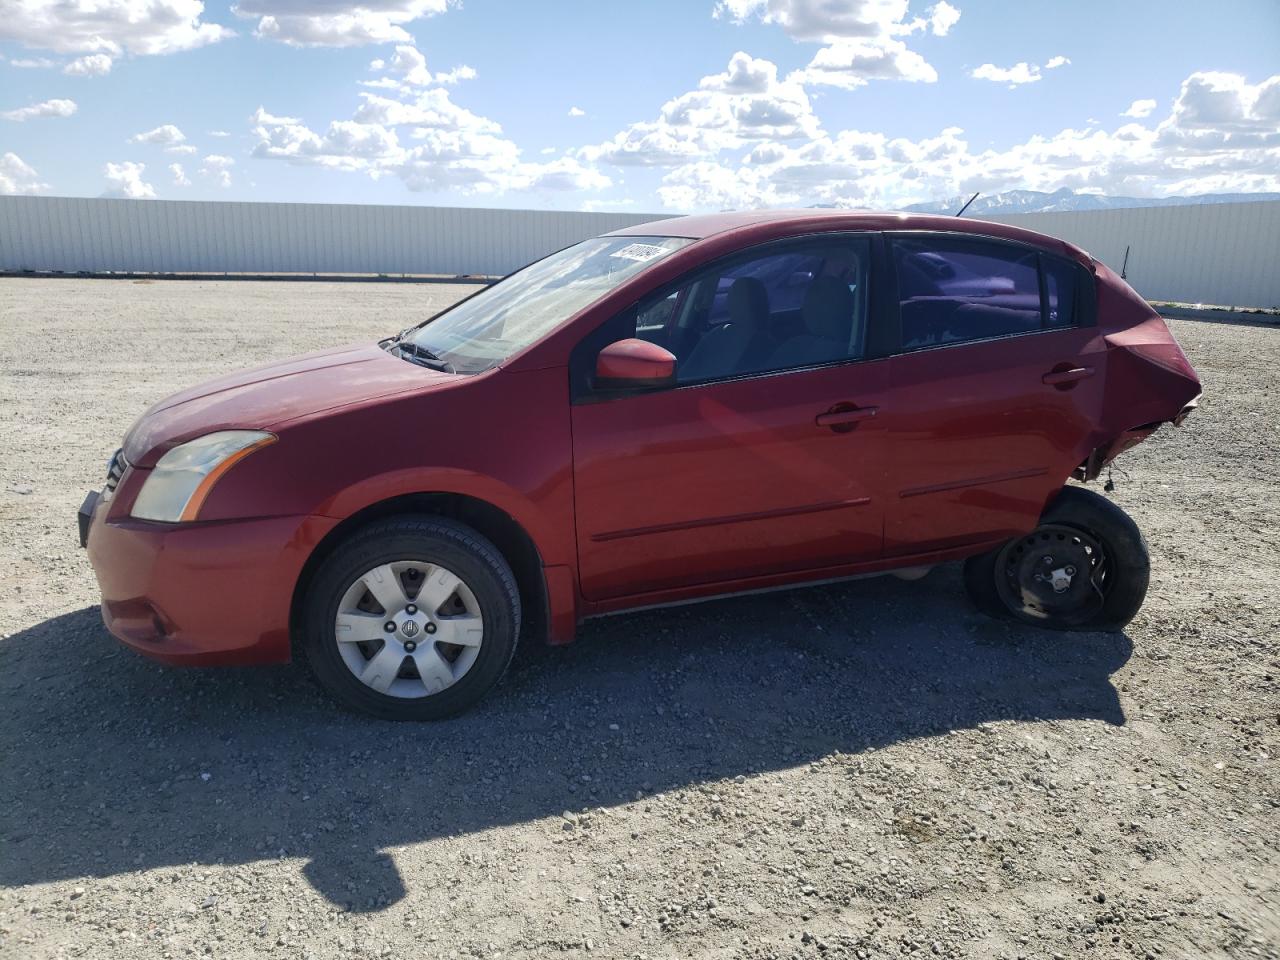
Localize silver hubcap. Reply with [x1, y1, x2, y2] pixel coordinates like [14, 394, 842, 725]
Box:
[335, 560, 484, 699]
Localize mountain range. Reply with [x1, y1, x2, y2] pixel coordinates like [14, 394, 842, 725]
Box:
[901, 188, 1280, 215]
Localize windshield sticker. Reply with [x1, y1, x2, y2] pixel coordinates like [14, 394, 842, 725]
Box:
[610, 242, 669, 263]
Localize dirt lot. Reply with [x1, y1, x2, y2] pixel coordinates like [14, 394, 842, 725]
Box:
[0, 278, 1276, 960]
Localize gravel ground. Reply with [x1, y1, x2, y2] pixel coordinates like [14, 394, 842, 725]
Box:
[0, 278, 1276, 960]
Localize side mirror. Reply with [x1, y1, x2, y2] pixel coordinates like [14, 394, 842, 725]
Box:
[594, 338, 676, 391]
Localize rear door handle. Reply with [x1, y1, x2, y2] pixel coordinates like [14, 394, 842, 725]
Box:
[1042, 366, 1095, 386]
[815, 405, 879, 429]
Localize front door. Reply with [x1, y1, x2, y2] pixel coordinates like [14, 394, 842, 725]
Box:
[570, 235, 889, 602]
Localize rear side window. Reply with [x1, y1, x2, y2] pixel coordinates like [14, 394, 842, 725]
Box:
[892, 237, 1043, 350]
[1042, 255, 1078, 329]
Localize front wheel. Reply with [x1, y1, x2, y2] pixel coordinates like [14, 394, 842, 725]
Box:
[964, 487, 1150, 632]
[300, 516, 520, 720]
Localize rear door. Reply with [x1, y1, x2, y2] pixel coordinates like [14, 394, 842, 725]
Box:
[882, 233, 1105, 555]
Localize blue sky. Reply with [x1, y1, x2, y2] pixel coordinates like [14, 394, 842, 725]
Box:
[2, 0, 1278, 211]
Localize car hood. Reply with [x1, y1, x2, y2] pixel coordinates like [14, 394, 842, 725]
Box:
[122, 343, 455, 467]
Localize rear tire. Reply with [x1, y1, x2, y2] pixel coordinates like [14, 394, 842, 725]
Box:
[963, 486, 1149, 632]
[301, 516, 520, 720]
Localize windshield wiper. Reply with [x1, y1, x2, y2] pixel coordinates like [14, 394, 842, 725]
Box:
[390, 339, 456, 374]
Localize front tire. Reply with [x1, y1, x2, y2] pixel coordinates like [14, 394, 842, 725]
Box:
[301, 516, 520, 720]
[964, 487, 1149, 632]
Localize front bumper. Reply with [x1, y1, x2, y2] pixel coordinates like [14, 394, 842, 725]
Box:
[78, 491, 98, 548]
[80, 492, 339, 666]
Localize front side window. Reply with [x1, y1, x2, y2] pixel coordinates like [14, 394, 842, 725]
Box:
[893, 237, 1043, 349]
[400, 235, 692, 373]
[600, 237, 872, 388]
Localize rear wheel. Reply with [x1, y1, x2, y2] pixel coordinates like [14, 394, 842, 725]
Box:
[301, 516, 520, 720]
[963, 487, 1149, 632]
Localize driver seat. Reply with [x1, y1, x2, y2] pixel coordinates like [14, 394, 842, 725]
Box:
[680, 277, 770, 381]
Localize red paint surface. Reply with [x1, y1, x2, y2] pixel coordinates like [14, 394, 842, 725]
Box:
[83, 212, 1201, 665]
[594, 338, 676, 385]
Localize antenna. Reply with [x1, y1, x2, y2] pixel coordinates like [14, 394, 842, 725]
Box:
[955, 192, 980, 217]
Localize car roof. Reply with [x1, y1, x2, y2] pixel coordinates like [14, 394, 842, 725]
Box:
[607, 209, 1091, 263]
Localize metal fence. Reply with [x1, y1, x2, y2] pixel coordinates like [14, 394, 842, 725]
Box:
[978, 200, 1280, 308]
[2, 195, 1278, 307]
[0, 196, 669, 278]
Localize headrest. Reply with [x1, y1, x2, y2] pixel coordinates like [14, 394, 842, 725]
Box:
[802, 276, 854, 339]
[727, 276, 769, 329]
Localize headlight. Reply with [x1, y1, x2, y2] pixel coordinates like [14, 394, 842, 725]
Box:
[131, 431, 276, 523]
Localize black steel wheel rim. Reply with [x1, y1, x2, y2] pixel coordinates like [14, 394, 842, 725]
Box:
[995, 523, 1110, 625]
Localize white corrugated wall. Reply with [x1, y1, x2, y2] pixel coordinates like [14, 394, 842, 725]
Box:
[2, 196, 1278, 307]
[0, 196, 671, 278]
[976, 201, 1280, 308]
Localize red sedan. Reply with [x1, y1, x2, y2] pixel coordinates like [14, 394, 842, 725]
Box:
[79, 211, 1201, 720]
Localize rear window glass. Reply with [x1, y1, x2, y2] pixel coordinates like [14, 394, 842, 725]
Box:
[893, 237, 1042, 349]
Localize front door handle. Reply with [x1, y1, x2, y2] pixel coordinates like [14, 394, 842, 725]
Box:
[816, 405, 879, 431]
[1042, 365, 1095, 387]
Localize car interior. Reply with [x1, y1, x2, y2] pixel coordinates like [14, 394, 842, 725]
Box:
[614, 236, 1079, 391]
[894, 240, 1043, 349]
[635, 244, 870, 383]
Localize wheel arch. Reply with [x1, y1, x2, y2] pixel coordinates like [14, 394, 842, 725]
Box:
[290, 492, 552, 654]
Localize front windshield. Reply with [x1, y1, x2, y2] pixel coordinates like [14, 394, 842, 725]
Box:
[400, 235, 693, 373]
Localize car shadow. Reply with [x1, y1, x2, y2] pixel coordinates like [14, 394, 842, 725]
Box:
[0, 565, 1130, 913]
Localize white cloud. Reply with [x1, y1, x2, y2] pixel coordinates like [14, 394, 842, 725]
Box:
[0, 152, 49, 194]
[923, 1, 959, 36]
[568, 106, 586, 117]
[1156, 72, 1280, 150]
[632, 69, 1280, 211]
[433, 64, 475, 85]
[1, 98, 77, 121]
[353, 89, 502, 133]
[659, 159, 780, 210]
[0, 0, 231, 56]
[793, 37, 937, 88]
[715, 0, 956, 88]
[209, 129, 231, 137]
[252, 108, 403, 171]
[130, 124, 187, 145]
[361, 45, 475, 93]
[233, 0, 452, 47]
[364, 44, 431, 86]
[167, 144, 198, 155]
[64, 54, 113, 76]
[199, 154, 235, 187]
[251, 65, 612, 198]
[971, 55, 1069, 87]
[715, 0, 936, 41]
[7, 57, 57, 68]
[971, 61, 1042, 86]
[1122, 98, 1157, 118]
[580, 52, 821, 166]
[169, 162, 191, 186]
[102, 161, 155, 198]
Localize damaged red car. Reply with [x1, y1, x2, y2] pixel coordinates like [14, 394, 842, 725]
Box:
[79, 211, 1201, 720]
